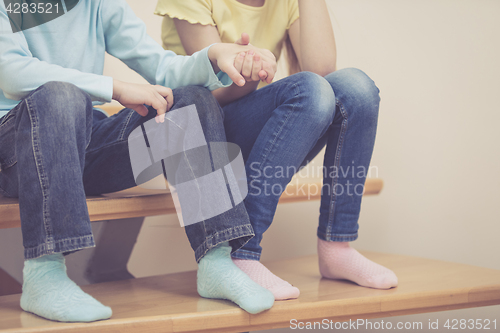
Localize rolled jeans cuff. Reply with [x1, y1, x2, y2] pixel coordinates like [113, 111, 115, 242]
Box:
[193, 223, 254, 262]
[24, 234, 95, 260]
[231, 248, 261, 261]
[317, 230, 358, 243]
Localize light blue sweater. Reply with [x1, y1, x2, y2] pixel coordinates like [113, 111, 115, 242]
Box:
[0, 0, 231, 119]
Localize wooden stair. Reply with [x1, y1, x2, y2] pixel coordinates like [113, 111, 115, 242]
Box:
[0, 179, 384, 230]
[0, 252, 499, 332]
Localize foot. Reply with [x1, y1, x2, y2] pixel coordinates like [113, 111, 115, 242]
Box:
[318, 239, 398, 289]
[232, 259, 300, 300]
[197, 243, 274, 314]
[20, 253, 112, 322]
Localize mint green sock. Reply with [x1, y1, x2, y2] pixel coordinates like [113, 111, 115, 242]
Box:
[197, 242, 274, 314]
[20, 253, 112, 322]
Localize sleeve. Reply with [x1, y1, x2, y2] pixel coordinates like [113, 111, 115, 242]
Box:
[0, 2, 113, 102]
[154, 0, 215, 26]
[101, 0, 230, 91]
[287, 0, 300, 29]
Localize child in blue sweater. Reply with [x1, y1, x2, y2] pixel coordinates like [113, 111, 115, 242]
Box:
[0, 0, 276, 321]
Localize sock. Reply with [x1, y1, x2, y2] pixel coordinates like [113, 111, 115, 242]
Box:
[232, 259, 300, 300]
[318, 239, 398, 289]
[197, 243, 274, 314]
[20, 253, 112, 322]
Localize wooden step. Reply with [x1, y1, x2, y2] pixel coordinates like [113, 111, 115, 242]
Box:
[0, 179, 384, 230]
[1, 252, 499, 333]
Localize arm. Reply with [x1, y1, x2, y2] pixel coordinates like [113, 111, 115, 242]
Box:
[288, 0, 337, 76]
[174, 19, 267, 107]
[111, 40, 275, 119]
[101, 0, 234, 92]
[0, 4, 112, 102]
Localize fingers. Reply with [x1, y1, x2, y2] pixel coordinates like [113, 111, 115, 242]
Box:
[150, 86, 174, 123]
[258, 69, 268, 82]
[241, 50, 254, 80]
[155, 113, 165, 123]
[220, 60, 246, 86]
[154, 85, 173, 100]
[261, 60, 276, 83]
[236, 46, 276, 83]
[165, 90, 174, 112]
[114, 82, 176, 120]
[234, 52, 245, 74]
[251, 53, 262, 81]
[132, 104, 149, 117]
[152, 85, 173, 117]
[151, 91, 168, 116]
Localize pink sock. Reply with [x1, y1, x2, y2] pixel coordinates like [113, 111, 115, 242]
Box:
[232, 259, 300, 300]
[318, 239, 398, 289]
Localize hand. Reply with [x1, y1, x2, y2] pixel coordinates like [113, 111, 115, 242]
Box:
[208, 41, 277, 86]
[233, 33, 273, 82]
[112, 80, 173, 123]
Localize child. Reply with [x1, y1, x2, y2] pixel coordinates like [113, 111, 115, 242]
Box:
[155, 0, 398, 300]
[0, 0, 278, 322]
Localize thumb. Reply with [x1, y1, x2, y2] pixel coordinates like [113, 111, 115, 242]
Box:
[235, 32, 250, 45]
[220, 61, 246, 87]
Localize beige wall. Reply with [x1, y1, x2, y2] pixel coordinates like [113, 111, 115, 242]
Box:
[104, 0, 500, 329]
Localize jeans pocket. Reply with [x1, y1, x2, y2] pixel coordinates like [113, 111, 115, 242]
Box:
[0, 112, 17, 172]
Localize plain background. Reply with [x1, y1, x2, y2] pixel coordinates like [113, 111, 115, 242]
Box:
[0, 0, 498, 332]
[105, 0, 500, 331]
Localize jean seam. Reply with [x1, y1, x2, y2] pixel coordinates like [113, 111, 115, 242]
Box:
[231, 248, 261, 260]
[26, 94, 54, 245]
[118, 109, 135, 141]
[162, 107, 209, 238]
[326, 99, 348, 236]
[24, 234, 95, 259]
[0, 114, 17, 170]
[0, 184, 9, 197]
[85, 109, 93, 150]
[317, 231, 358, 242]
[0, 112, 15, 128]
[193, 224, 253, 262]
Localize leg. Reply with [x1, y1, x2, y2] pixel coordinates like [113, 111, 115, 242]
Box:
[316, 68, 398, 289]
[225, 72, 335, 260]
[84, 86, 273, 313]
[0, 82, 111, 322]
[222, 72, 336, 299]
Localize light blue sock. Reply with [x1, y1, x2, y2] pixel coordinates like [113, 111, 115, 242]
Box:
[197, 242, 274, 314]
[20, 253, 112, 322]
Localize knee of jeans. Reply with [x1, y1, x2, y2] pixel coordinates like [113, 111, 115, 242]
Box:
[292, 71, 336, 126]
[325, 68, 380, 121]
[173, 85, 222, 119]
[33, 81, 92, 124]
[173, 85, 213, 103]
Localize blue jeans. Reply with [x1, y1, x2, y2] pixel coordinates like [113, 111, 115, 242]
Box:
[224, 68, 380, 260]
[0, 82, 253, 261]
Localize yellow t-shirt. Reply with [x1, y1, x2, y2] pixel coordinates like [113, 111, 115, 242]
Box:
[155, 0, 299, 62]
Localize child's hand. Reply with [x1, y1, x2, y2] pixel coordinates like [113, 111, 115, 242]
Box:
[233, 33, 275, 83]
[113, 80, 173, 122]
[208, 42, 277, 87]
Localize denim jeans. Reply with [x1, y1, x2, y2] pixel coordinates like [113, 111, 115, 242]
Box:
[224, 68, 380, 260]
[0, 82, 253, 261]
